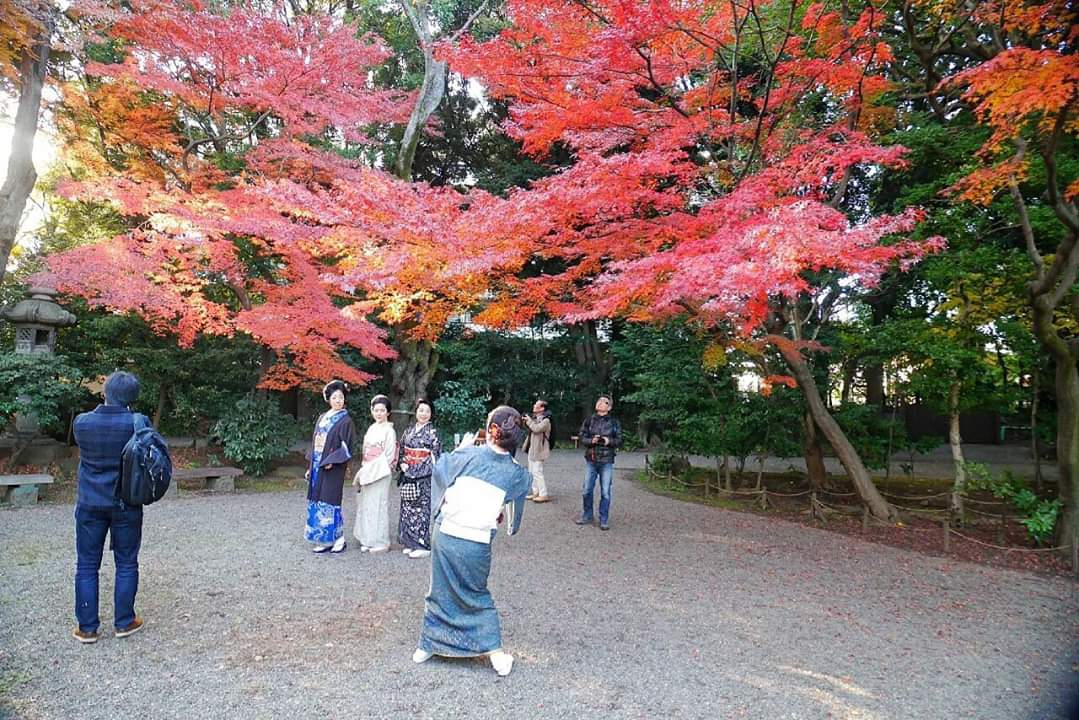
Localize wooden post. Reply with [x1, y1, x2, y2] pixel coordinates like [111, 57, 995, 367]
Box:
[942, 518, 950, 552]
[759, 489, 768, 510]
[810, 491, 818, 520]
[862, 505, 869, 530]
[997, 510, 1007, 544]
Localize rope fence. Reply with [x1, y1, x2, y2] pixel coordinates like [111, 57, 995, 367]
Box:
[641, 458, 1078, 574]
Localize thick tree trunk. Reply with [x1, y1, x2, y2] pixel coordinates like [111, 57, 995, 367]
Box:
[948, 380, 966, 519]
[0, 13, 52, 285]
[840, 360, 855, 404]
[864, 364, 885, 407]
[389, 337, 439, 434]
[778, 341, 895, 520]
[153, 384, 168, 428]
[1053, 356, 1079, 554]
[572, 321, 611, 421]
[1031, 367, 1043, 491]
[802, 412, 828, 491]
[1007, 147, 1079, 556]
[862, 283, 897, 408]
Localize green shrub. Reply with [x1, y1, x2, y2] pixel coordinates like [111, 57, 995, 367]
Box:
[433, 380, 487, 439]
[964, 462, 1061, 545]
[211, 395, 301, 476]
[0, 352, 86, 434]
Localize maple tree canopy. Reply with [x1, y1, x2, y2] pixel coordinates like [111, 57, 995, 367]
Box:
[39, 0, 950, 390]
[40, 0, 428, 389]
[441, 0, 944, 336]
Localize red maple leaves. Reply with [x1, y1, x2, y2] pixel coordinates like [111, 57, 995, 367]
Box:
[443, 0, 942, 339]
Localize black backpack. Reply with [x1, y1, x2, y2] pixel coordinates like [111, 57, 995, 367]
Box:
[118, 414, 173, 506]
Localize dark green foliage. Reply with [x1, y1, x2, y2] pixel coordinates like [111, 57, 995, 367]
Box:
[431, 322, 584, 438]
[433, 380, 487, 438]
[56, 303, 263, 435]
[0, 352, 87, 434]
[832, 404, 937, 471]
[211, 395, 301, 476]
[612, 322, 802, 463]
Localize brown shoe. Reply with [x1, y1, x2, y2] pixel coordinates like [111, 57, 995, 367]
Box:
[532, 496, 551, 503]
[115, 617, 144, 638]
[73, 628, 99, 644]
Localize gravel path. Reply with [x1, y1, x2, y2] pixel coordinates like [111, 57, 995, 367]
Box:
[1, 451, 1076, 719]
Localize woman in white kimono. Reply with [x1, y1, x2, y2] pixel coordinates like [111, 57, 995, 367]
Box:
[411, 406, 531, 677]
[353, 394, 397, 553]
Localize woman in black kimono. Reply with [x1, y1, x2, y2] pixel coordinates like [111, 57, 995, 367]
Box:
[397, 398, 442, 559]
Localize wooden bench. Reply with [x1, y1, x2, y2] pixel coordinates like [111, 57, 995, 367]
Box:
[171, 466, 242, 494]
[569, 435, 580, 448]
[0, 474, 54, 506]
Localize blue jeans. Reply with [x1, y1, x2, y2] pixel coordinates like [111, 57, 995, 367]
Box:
[582, 461, 614, 524]
[75, 504, 143, 633]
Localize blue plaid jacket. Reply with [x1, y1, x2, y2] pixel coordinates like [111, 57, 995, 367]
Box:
[74, 405, 136, 508]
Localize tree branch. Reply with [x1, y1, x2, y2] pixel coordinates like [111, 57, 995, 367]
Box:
[449, 0, 491, 43]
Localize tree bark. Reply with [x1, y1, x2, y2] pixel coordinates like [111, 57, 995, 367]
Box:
[777, 340, 895, 520]
[947, 379, 966, 519]
[0, 10, 52, 285]
[153, 384, 168, 428]
[572, 320, 611, 421]
[1031, 366, 1043, 491]
[394, 0, 447, 182]
[1051, 352, 1079, 553]
[840, 360, 855, 404]
[1008, 150, 1079, 554]
[389, 335, 439, 434]
[802, 411, 828, 491]
[864, 364, 885, 407]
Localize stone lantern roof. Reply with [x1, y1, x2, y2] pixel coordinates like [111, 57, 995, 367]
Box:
[1, 287, 77, 328]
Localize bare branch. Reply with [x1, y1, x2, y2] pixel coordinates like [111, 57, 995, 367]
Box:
[449, 0, 491, 43]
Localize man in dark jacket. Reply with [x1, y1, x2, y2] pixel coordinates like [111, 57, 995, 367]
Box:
[72, 371, 146, 643]
[575, 395, 622, 530]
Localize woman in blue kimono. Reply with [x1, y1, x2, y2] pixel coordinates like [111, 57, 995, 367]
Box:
[412, 405, 531, 677]
[304, 380, 355, 553]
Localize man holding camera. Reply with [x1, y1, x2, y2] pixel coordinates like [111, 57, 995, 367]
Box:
[522, 399, 553, 503]
[575, 395, 621, 530]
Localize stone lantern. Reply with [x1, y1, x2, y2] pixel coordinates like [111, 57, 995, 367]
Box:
[1, 286, 77, 467]
[2, 286, 76, 355]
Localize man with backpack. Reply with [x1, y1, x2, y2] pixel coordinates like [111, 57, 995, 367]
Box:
[72, 371, 149, 643]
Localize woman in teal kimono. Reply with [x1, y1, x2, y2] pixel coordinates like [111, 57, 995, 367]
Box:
[411, 406, 531, 677]
[304, 380, 355, 553]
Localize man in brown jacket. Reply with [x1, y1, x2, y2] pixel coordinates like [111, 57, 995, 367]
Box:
[523, 399, 552, 503]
